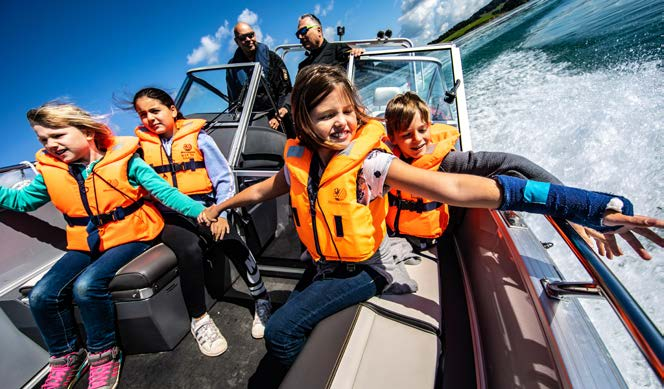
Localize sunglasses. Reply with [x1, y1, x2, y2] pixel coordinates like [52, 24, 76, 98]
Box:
[295, 25, 318, 39]
[235, 31, 255, 41]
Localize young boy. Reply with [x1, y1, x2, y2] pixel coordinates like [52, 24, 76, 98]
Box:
[383, 92, 606, 253]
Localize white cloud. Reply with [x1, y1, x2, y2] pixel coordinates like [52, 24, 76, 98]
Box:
[324, 26, 337, 41]
[187, 8, 280, 64]
[263, 35, 275, 49]
[187, 35, 221, 65]
[397, 0, 488, 45]
[238, 9, 259, 25]
[314, 0, 335, 17]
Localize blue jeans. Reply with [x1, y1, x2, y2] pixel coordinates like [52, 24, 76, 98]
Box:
[29, 242, 150, 356]
[264, 265, 383, 366]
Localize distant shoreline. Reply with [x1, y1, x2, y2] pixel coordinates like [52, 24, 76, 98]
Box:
[429, 0, 529, 43]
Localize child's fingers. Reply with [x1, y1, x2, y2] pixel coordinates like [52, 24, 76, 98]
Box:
[633, 227, 664, 248]
[603, 213, 664, 228]
[619, 231, 651, 260]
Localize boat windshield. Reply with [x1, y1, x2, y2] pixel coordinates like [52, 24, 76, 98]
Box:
[349, 44, 471, 151]
[353, 55, 457, 125]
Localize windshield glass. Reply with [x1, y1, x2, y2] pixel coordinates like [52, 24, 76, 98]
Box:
[179, 64, 258, 120]
[352, 49, 458, 127]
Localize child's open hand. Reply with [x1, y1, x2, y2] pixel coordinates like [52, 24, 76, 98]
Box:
[601, 212, 664, 260]
[210, 218, 230, 241]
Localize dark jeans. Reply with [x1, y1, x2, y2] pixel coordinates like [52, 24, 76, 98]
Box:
[264, 265, 385, 366]
[29, 242, 151, 357]
[161, 213, 266, 318]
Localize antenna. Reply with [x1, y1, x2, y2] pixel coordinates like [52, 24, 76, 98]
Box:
[337, 26, 345, 41]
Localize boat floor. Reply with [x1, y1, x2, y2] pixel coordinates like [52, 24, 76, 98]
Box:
[74, 276, 298, 389]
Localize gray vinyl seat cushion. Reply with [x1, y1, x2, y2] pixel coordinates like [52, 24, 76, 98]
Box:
[19, 243, 178, 297]
[108, 243, 177, 292]
[281, 257, 442, 389]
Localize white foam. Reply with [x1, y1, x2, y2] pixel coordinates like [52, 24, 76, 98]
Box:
[465, 49, 663, 387]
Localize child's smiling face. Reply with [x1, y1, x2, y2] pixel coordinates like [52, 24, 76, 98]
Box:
[392, 111, 432, 159]
[310, 85, 358, 152]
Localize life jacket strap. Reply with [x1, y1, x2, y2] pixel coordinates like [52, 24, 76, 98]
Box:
[152, 160, 206, 174]
[388, 193, 443, 213]
[64, 199, 145, 227]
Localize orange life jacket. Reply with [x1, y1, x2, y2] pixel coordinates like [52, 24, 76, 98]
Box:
[135, 119, 213, 195]
[386, 123, 459, 238]
[36, 136, 164, 252]
[285, 120, 391, 262]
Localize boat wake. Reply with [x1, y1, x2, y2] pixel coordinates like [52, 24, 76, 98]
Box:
[466, 48, 663, 388]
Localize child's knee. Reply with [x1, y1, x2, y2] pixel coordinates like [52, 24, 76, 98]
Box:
[28, 283, 50, 310]
[72, 277, 94, 303]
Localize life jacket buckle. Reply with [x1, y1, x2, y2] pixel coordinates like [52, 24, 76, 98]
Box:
[112, 206, 126, 221]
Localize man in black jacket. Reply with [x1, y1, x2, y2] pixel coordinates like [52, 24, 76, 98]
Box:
[295, 14, 364, 72]
[227, 22, 293, 134]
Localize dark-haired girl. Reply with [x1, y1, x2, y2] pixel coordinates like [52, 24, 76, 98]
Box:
[133, 88, 271, 356]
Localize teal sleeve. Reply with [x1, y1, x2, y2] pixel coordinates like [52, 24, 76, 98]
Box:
[127, 155, 205, 218]
[0, 175, 52, 212]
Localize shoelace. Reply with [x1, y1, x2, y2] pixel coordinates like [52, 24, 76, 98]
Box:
[196, 322, 221, 345]
[42, 366, 70, 389]
[88, 358, 118, 389]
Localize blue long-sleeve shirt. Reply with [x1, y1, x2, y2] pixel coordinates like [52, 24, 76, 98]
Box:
[0, 154, 205, 217]
[157, 131, 234, 219]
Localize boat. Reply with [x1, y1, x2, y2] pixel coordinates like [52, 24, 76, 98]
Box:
[0, 38, 661, 388]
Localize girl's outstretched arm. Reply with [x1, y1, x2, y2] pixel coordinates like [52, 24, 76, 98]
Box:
[386, 157, 504, 209]
[387, 158, 664, 258]
[199, 167, 289, 225]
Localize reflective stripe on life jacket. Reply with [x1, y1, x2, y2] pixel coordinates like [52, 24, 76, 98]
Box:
[36, 136, 164, 252]
[285, 120, 390, 262]
[136, 118, 213, 195]
[386, 123, 459, 238]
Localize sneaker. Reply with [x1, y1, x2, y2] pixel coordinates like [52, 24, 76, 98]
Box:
[87, 346, 122, 389]
[251, 298, 272, 339]
[191, 314, 228, 357]
[41, 349, 88, 389]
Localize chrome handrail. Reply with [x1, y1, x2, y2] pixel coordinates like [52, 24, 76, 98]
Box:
[547, 216, 664, 381]
[0, 161, 36, 174]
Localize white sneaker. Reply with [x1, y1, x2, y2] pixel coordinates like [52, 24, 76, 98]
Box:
[251, 298, 272, 339]
[191, 314, 228, 357]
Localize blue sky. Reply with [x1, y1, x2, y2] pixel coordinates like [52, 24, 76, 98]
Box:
[1, 0, 488, 167]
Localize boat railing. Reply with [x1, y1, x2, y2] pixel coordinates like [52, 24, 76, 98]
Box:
[546, 216, 663, 381]
[274, 37, 414, 59]
[0, 161, 35, 175]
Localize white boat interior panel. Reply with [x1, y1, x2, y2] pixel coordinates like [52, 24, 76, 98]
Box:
[282, 257, 442, 389]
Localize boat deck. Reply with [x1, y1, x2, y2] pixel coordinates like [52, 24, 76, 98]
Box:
[74, 276, 298, 389]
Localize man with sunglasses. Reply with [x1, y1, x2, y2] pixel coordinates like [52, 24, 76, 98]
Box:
[296, 14, 364, 72]
[227, 22, 294, 136]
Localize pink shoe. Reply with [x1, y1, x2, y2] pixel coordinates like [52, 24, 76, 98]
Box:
[41, 349, 88, 389]
[87, 347, 122, 389]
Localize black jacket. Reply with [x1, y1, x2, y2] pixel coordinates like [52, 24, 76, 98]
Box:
[227, 45, 292, 112]
[298, 39, 352, 72]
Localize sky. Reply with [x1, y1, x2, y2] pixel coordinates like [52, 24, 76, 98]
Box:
[1, 0, 489, 167]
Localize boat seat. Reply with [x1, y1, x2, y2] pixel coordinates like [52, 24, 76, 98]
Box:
[18, 243, 179, 301]
[108, 244, 179, 300]
[281, 257, 442, 389]
[371, 86, 404, 117]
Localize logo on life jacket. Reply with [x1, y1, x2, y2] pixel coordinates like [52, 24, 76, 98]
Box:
[102, 178, 120, 192]
[333, 187, 347, 201]
[180, 143, 196, 159]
